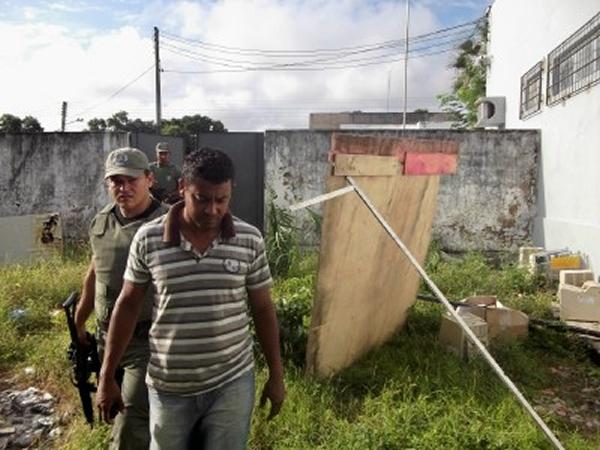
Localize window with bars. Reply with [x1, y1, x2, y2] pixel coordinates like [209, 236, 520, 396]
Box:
[547, 11, 600, 105]
[520, 62, 543, 119]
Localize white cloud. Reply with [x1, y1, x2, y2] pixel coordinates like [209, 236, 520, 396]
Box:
[22, 6, 39, 20]
[1, 0, 474, 131]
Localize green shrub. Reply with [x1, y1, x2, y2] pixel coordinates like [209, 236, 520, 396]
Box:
[265, 190, 300, 278]
[273, 274, 315, 367]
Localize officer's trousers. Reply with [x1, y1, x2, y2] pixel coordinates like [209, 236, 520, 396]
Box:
[99, 337, 150, 450]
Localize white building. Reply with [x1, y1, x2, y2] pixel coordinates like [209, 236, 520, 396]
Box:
[486, 0, 600, 270]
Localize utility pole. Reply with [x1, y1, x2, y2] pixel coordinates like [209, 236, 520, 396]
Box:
[386, 69, 392, 112]
[402, 0, 410, 134]
[61, 101, 67, 132]
[154, 26, 162, 133]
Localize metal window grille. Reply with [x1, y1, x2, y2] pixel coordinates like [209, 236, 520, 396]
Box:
[547, 10, 600, 105]
[520, 62, 543, 119]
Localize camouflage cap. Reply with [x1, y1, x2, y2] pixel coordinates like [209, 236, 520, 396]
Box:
[104, 147, 149, 179]
[156, 142, 170, 153]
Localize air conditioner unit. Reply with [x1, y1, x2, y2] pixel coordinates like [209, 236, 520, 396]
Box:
[476, 96, 506, 128]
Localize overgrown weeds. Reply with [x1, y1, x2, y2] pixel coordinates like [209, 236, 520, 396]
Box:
[421, 244, 556, 318]
[2, 239, 599, 449]
[265, 190, 301, 278]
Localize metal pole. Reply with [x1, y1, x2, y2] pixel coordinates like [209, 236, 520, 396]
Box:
[402, 0, 410, 133]
[61, 101, 67, 132]
[387, 69, 392, 112]
[345, 175, 566, 450]
[154, 26, 162, 133]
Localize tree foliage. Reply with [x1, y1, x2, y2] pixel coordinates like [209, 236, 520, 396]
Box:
[0, 114, 44, 133]
[161, 114, 226, 152]
[87, 111, 154, 133]
[437, 18, 489, 129]
[86, 112, 226, 151]
[87, 117, 107, 131]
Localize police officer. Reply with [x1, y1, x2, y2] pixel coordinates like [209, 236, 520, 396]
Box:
[74, 147, 168, 450]
[149, 142, 181, 204]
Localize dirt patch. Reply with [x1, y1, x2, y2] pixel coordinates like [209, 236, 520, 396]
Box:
[533, 365, 600, 435]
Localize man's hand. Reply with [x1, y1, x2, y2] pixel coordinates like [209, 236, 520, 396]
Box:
[75, 324, 90, 346]
[96, 377, 124, 423]
[259, 374, 285, 420]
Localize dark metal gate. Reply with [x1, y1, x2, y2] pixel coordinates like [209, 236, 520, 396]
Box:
[196, 132, 264, 232]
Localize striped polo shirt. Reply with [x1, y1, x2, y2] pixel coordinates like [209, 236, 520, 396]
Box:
[123, 204, 272, 395]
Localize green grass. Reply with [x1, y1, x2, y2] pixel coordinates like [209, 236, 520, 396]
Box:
[250, 300, 598, 449]
[1, 246, 599, 449]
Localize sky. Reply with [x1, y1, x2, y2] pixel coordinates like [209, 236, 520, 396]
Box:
[0, 0, 491, 132]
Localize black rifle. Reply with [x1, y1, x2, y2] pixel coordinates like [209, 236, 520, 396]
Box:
[62, 292, 101, 427]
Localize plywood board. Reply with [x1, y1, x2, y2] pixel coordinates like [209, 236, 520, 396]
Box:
[306, 173, 439, 377]
[333, 154, 401, 176]
[330, 133, 459, 159]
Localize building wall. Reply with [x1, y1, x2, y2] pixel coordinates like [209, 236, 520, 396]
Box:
[264, 129, 540, 253]
[0, 129, 541, 255]
[0, 132, 127, 241]
[486, 0, 600, 269]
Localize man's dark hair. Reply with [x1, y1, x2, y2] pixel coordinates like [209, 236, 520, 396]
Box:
[182, 147, 235, 184]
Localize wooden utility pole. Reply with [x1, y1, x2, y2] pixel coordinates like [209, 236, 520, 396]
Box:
[154, 26, 162, 133]
[61, 101, 67, 132]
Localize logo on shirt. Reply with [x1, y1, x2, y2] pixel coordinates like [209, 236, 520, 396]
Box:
[223, 258, 241, 273]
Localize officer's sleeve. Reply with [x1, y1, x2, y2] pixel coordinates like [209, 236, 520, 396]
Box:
[124, 227, 151, 285]
[246, 234, 272, 291]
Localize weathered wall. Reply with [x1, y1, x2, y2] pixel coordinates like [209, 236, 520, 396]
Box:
[264, 129, 540, 252]
[1, 130, 540, 253]
[0, 132, 128, 241]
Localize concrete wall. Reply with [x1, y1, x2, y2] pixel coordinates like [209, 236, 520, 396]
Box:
[264, 129, 540, 252]
[1, 129, 541, 254]
[487, 1, 600, 269]
[0, 132, 128, 241]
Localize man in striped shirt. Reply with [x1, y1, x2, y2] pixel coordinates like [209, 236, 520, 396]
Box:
[97, 147, 285, 450]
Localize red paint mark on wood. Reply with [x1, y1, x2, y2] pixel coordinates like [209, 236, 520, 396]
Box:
[330, 133, 459, 163]
[404, 152, 457, 175]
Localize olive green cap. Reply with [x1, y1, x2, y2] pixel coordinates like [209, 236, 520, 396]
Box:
[104, 147, 149, 179]
[156, 142, 170, 153]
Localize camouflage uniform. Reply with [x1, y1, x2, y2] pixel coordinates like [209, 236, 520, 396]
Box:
[149, 162, 181, 201]
[90, 200, 167, 450]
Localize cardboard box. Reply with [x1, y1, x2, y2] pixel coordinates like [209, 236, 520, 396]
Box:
[559, 269, 595, 288]
[559, 281, 600, 322]
[456, 295, 529, 340]
[439, 310, 488, 360]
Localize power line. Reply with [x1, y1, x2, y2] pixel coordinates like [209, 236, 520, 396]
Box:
[159, 19, 480, 56]
[158, 18, 479, 74]
[162, 44, 465, 74]
[66, 65, 154, 124]
[159, 29, 473, 71]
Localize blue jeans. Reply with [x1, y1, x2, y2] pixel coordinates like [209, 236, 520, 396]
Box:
[148, 370, 255, 450]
